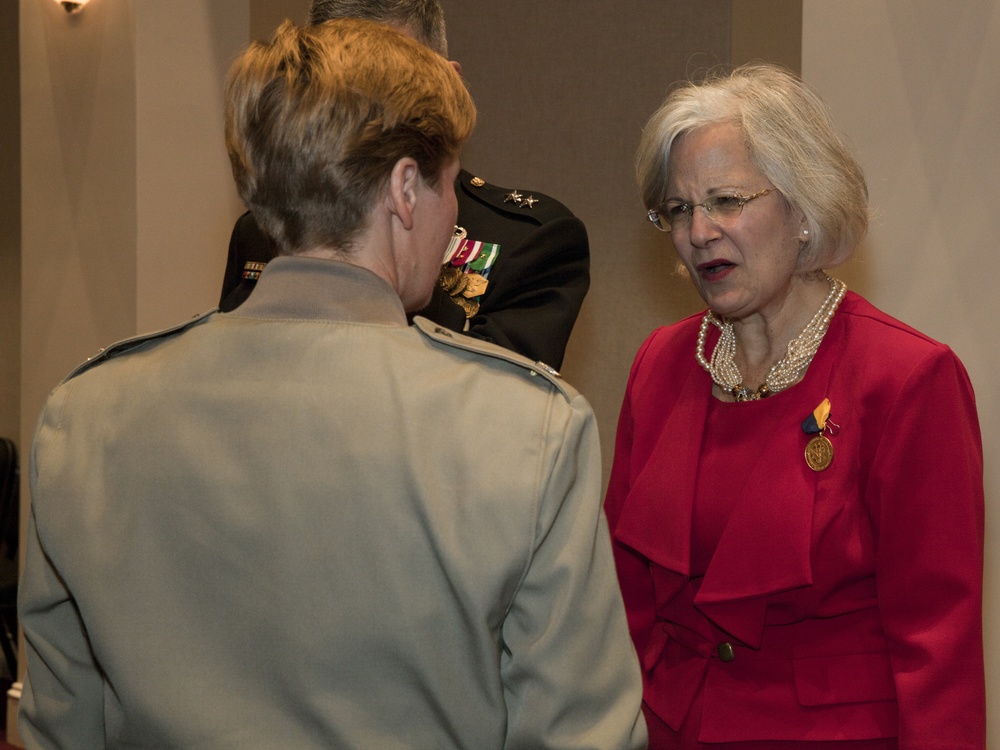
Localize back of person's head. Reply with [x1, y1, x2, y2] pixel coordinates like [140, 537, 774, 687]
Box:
[225, 18, 475, 255]
[309, 0, 447, 56]
[636, 63, 869, 271]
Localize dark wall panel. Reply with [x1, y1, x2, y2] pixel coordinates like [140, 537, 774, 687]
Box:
[446, 1, 800, 484]
[1, 0, 20, 445]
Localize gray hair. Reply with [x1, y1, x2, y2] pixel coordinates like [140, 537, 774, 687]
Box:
[309, 0, 447, 56]
[636, 63, 869, 271]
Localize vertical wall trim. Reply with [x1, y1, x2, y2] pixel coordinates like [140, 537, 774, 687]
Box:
[0, 0, 21, 445]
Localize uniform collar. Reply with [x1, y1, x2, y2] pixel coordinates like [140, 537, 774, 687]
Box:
[225, 255, 408, 327]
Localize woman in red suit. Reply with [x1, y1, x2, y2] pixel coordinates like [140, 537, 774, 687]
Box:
[607, 63, 985, 749]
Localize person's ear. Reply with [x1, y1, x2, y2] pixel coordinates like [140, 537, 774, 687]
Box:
[449, 60, 462, 76]
[386, 157, 420, 231]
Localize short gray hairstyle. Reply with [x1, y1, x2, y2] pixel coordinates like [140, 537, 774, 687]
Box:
[636, 63, 869, 271]
[309, 0, 447, 56]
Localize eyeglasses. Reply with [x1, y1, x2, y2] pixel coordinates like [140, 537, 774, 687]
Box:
[646, 188, 775, 232]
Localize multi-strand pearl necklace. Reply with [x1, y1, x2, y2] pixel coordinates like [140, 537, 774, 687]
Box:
[696, 275, 847, 402]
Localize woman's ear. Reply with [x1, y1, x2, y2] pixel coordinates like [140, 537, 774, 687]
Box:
[793, 206, 811, 243]
[386, 157, 421, 231]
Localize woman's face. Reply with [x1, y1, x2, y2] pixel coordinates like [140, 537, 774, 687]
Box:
[664, 122, 805, 322]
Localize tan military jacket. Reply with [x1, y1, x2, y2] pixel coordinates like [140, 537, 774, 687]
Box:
[20, 256, 645, 749]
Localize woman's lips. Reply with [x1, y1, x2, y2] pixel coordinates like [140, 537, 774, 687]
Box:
[698, 260, 735, 281]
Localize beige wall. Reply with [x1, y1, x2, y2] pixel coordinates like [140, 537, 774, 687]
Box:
[21, 0, 139, 470]
[802, 1, 999, 741]
[134, 2, 248, 332]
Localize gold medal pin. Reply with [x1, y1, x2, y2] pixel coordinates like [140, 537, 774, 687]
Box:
[802, 398, 835, 472]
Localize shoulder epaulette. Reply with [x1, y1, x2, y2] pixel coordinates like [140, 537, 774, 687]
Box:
[412, 316, 578, 401]
[458, 172, 576, 224]
[64, 309, 216, 383]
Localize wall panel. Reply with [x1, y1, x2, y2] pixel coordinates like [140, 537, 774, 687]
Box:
[803, 1, 1000, 741]
[446, 0, 798, 485]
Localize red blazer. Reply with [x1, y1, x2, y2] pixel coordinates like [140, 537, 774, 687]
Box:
[605, 292, 985, 748]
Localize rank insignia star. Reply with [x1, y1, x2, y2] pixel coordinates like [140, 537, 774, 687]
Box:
[503, 190, 539, 209]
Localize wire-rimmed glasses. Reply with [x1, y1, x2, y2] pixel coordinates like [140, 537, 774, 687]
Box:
[646, 188, 775, 232]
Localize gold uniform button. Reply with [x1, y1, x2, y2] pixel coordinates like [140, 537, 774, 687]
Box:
[470, 176, 485, 187]
[717, 642, 735, 662]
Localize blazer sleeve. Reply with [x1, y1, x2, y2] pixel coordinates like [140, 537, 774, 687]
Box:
[19, 419, 106, 748]
[500, 392, 646, 750]
[465, 216, 589, 370]
[866, 346, 985, 749]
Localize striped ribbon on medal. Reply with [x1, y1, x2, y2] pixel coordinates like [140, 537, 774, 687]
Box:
[466, 242, 500, 277]
[801, 398, 831, 434]
[448, 239, 500, 280]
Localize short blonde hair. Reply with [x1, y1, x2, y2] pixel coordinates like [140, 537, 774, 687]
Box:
[225, 18, 475, 254]
[636, 63, 868, 271]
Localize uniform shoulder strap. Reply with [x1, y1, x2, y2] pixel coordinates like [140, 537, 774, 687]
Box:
[64, 309, 216, 382]
[412, 316, 579, 401]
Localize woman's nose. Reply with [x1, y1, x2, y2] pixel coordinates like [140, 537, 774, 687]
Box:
[687, 204, 722, 245]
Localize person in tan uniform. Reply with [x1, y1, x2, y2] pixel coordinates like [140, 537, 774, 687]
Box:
[18, 18, 645, 750]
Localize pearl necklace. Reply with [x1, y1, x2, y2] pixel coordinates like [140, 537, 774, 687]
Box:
[696, 275, 847, 402]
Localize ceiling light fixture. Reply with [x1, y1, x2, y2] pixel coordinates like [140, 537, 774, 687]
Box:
[59, 0, 90, 13]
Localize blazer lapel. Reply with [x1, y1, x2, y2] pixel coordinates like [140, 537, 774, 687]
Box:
[693, 405, 815, 647]
[617, 365, 833, 649]
[614, 365, 708, 595]
[695, 371, 839, 646]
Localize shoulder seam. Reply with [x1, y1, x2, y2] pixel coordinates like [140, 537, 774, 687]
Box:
[412, 317, 576, 400]
[65, 310, 216, 382]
